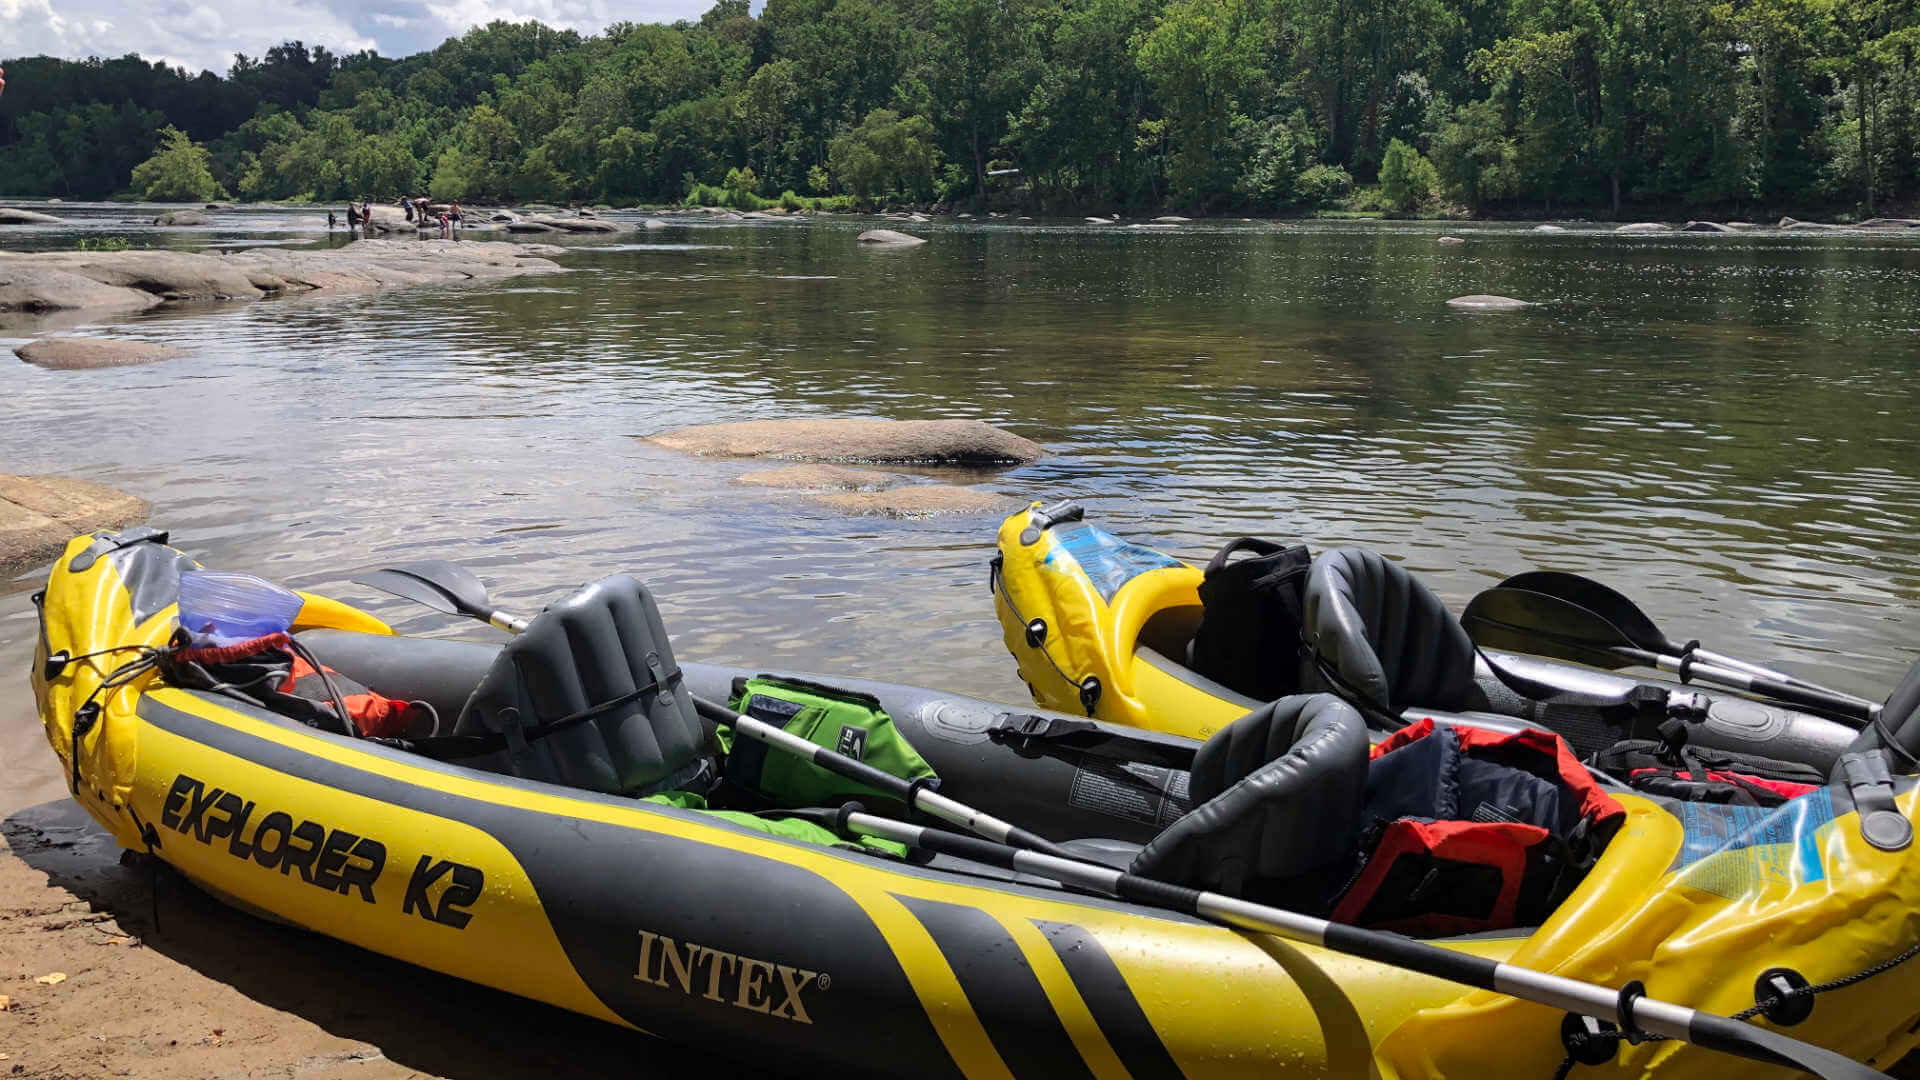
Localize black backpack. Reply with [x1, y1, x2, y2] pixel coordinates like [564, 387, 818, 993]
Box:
[1186, 538, 1313, 701]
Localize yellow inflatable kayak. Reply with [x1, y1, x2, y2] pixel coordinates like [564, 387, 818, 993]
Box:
[32, 527, 1920, 1078]
[991, 502, 1865, 771]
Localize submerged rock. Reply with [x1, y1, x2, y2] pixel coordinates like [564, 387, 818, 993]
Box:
[504, 220, 559, 233]
[1437, 235, 1466, 245]
[1084, 217, 1116, 225]
[643, 218, 669, 230]
[817, 485, 1014, 518]
[152, 209, 210, 227]
[649, 418, 1045, 465]
[1446, 294, 1532, 311]
[1532, 224, 1566, 232]
[16, 337, 180, 370]
[1614, 222, 1670, 233]
[856, 229, 927, 246]
[1681, 221, 1734, 233]
[0, 208, 67, 225]
[0, 474, 148, 573]
[735, 464, 900, 491]
[1153, 215, 1191, 223]
[1858, 218, 1920, 230]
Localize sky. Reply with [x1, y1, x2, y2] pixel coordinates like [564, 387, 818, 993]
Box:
[0, 0, 715, 76]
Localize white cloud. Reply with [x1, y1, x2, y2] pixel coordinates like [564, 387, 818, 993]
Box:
[0, 0, 722, 74]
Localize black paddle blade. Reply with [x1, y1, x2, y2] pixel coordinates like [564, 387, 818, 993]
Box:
[1497, 570, 1678, 655]
[1462, 587, 1642, 670]
[1689, 1011, 1890, 1080]
[352, 561, 493, 619]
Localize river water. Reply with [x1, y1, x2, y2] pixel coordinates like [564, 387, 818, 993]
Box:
[4, 205, 1920, 814]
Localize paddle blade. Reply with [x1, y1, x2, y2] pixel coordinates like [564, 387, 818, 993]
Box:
[1689, 1012, 1890, 1080]
[352, 561, 493, 620]
[1462, 587, 1640, 670]
[1497, 570, 1677, 654]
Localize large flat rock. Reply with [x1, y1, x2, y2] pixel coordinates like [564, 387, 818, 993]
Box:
[16, 337, 180, 370]
[0, 474, 148, 573]
[856, 229, 927, 246]
[0, 208, 67, 225]
[650, 418, 1045, 465]
[0, 240, 565, 330]
[528, 215, 625, 233]
[1446, 294, 1532, 311]
[817, 485, 1015, 517]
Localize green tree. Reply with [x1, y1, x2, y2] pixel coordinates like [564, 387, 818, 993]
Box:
[130, 125, 223, 201]
[1133, 0, 1263, 204]
[827, 108, 942, 203]
[1378, 136, 1437, 211]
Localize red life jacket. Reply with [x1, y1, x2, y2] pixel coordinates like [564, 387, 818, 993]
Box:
[1331, 719, 1624, 936]
[168, 633, 434, 739]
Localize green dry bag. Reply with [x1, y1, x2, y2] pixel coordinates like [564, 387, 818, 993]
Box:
[721, 675, 938, 808]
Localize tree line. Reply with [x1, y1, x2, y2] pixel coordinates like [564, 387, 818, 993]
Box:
[2, 0, 1916, 216]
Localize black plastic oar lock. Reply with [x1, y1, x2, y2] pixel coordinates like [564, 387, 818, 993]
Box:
[1024, 618, 1047, 647]
[1078, 676, 1102, 715]
[1756, 968, 1815, 1027]
[1560, 1011, 1622, 1065]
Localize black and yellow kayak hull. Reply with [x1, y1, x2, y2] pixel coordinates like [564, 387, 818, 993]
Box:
[33, 529, 1920, 1077]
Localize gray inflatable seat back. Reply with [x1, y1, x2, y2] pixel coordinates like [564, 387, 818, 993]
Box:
[1301, 547, 1477, 713]
[1131, 694, 1367, 905]
[454, 574, 711, 796]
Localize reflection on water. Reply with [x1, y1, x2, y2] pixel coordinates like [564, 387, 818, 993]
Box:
[3, 209, 1919, 810]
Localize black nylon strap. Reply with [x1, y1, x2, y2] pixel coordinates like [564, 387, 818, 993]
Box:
[401, 666, 684, 761]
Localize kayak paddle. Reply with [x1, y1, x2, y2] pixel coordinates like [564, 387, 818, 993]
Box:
[356, 560, 1891, 1079]
[1463, 585, 1881, 727]
[1499, 571, 1873, 706]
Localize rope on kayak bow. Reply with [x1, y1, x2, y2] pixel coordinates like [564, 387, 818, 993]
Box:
[1551, 940, 1920, 1078]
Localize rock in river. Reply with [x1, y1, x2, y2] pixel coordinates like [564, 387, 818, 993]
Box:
[856, 229, 927, 246]
[529, 215, 626, 233]
[0, 474, 148, 573]
[1614, 222, 1670, 233]
[650, 418, 1044, 465]
[153, 209, 210, 226]
[735, 464, 901, 491]
[0, 240, 565, 329]
[1447, 294, 1532, 311]
[817, 485, 1014, 518]
[1681, 221, 1734, 232]
[0, 207, 68, 225]
[1532, 224, 1566, 232]
[1437, 235, 1466, 245]
[16, 337, 180, 369]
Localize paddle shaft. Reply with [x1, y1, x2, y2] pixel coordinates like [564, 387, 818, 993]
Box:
[1625, 646, 1878, 724]
[688, 696, 1076, 859]
[837, 811, 1869, 1078]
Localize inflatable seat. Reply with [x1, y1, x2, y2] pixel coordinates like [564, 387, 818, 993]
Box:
[454, 574, 714, 797]
[1301, 548, 1478, 713]
[1131, 694, 1368, 907]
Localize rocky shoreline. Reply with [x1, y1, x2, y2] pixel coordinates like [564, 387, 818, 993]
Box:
[0, 238, 566, 332]
[0, 475, 149, 574]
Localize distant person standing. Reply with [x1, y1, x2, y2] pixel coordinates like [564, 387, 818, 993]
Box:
[327, 211, 337, 230]
[401, 196, 414, 223]
[345, 203, 360, 230]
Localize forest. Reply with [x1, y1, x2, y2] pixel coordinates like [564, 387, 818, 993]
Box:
[1, 0, 1916, 216]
